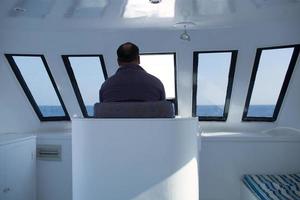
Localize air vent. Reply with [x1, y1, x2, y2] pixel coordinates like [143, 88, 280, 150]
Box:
[37, 145, 62, 161]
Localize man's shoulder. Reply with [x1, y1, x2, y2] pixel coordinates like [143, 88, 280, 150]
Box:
[100, 74, 116, 90]
[143, 71, 163, 85]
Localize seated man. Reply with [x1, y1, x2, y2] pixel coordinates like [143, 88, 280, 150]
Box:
[99, 42, 166, 102]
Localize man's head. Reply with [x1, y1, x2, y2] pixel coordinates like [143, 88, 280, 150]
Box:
[117, 42, 140, 66]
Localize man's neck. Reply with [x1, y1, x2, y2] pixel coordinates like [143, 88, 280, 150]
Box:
[119, 63, 139, 68]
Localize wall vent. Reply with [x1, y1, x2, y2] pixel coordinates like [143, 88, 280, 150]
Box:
[37, 145, 62, 161]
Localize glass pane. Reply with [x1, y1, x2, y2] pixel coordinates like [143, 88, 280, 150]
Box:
[140, 54, 176, 99]
[12, 56, 65, 117]
[247, 48, 294, 117]
[196, 52, 232, 117]
[123, 0, 175, 18]
[68, 56, 106, 116]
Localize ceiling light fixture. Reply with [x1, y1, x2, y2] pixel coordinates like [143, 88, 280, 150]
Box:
[174, 21, 196, 42]
[180, 25, 191, 41]
[149, 0, 162, 4]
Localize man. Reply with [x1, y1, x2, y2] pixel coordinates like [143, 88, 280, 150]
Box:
[100, 42, 166, 102]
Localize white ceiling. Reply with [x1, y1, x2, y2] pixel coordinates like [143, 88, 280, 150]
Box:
[0, 0, 300, 31]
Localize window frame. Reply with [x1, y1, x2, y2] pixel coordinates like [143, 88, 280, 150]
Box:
[242, 44, 300, 122]
[62, 55, 108, 118]
[140, 52, 178, 115]
[5, 54, 70, 121]
[192, 50, 238, 121]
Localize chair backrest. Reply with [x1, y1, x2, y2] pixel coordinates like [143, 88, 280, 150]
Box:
[94, 101, 175, 118]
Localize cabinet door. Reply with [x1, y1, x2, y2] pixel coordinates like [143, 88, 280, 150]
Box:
[4, 139, 36, 200]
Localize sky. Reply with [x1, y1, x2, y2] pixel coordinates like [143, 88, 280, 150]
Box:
[69, 56, 105, 106]
[196, 52, 231, 106]
[249, 48, 293, 106]
[140, 54, 175, 99]
[11, 48, 294, 108]
[13, 56, 62, 106]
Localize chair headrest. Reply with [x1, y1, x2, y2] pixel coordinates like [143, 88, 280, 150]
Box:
[94, 101, 175, 118]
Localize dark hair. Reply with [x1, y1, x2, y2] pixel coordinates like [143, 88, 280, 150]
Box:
[117, 42, 139, 63]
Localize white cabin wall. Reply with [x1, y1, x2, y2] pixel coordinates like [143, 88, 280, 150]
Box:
[197, 22, 300, 200]
[198, 21, 300, 132]
[1, 20, 300, 133]
[0, 53, 40, 134]
[278, 56, 300, 129]
[1, 19, 299, 200]
[199, 137, 300, 200]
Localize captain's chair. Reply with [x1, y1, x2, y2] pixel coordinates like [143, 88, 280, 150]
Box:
[94, 101, 175, 118]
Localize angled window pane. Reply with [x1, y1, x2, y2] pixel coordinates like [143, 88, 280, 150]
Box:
[63, 56, 107, 117]
[6, 55, 69, 120]
[244, 46, 298, 121]
[123, 0, 175, 18]
[140, 53, 176, 99]
[194, 51, 236, 120]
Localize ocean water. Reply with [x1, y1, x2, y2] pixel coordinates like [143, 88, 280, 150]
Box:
[247, 105, 275, 117]
[40, 105, 65, 117]
[39, 105, 94, 117]
[86, 106, 94, 116]
[197, 105, 275, 117]
[39, 105, 275, 118]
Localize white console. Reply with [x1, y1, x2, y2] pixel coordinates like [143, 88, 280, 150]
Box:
[72, 118, 199, 200]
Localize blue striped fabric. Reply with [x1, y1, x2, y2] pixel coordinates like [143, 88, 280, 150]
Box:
[243, 174, 300, 200]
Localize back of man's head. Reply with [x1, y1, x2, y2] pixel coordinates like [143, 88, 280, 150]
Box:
[117, 42, 139, 64]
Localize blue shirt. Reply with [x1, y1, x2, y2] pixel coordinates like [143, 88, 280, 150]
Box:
[100, 64, 166, 102]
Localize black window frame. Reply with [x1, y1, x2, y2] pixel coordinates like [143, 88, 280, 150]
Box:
[192, 50, 238, 121]
[242, 44, 300, 122]
[140, 52, 178, 115]
[62, 55, 108, 118]
[5, 54, 70, 121]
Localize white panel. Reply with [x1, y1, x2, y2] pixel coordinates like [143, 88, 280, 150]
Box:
[0, 136, 36, 200]
[37, 135, 72, 200]
[196, 0, 236, 15]
[199, 132, 300, 200]
[251, 0, 297, 8]
[140, 54, 175, 99]
[70, 0, 108, 17]
[10, 0, 56, 18]
[72, 118, 199, 200]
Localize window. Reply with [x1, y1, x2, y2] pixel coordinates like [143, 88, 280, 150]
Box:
[193, 51, 237, 121]
[243, 45, 300, 121]
[140, 53, 178, 113]
[5, 54, 69, 121]
[62, 55, 107, 117]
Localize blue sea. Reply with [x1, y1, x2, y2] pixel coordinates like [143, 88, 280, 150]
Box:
[39, 105, 275, 118]
[39, 105, 94, 117]
[197, 105, 275, 117]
